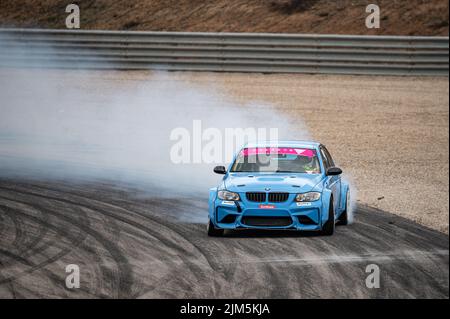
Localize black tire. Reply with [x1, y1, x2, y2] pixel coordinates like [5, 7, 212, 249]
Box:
[337, 191, 350, 226]
[207, 219, 224, 237]
[322, 200, 335, 236]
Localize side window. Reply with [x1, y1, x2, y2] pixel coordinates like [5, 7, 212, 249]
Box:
[322, 147, 335, 167]
[320, 147, 330, 169]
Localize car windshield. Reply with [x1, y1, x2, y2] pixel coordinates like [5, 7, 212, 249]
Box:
[230, 147, 321, 174]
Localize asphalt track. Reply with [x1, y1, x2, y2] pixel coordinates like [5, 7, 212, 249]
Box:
[0, 178, 448, 299]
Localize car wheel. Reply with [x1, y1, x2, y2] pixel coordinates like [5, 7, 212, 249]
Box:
[337, 191, 350, 226]
[207, 219, 224, 237]
[321, 200, 335, 236]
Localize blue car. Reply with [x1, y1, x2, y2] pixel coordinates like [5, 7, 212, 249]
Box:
[207, 141, 351, 236]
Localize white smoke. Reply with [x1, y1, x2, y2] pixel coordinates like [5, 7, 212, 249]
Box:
[0, 67, 310, 196]
[0, 35, 357, 225]
[342, 175, 357, 224]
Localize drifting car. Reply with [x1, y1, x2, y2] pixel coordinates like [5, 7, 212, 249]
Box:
[207, 141, 351, 236]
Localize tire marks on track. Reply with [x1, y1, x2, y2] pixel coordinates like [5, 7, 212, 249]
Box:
[0, 179, 448, 298]
[0, 193, 133, 298]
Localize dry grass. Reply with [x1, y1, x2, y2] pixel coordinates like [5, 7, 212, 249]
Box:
[0, 0, 448, 35]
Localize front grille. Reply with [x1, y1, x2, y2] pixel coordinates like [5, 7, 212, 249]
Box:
[268, 192, 289, 202]
[246, 192, 266, 202]
[246, 192, 289, 203]
[242, 216, 293, 227]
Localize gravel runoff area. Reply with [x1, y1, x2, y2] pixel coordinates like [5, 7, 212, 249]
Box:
[0, 69, 448, 233]
[203, 73, 449, 233]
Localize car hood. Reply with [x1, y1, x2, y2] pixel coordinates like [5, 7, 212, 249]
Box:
[224, 173, 324, 194]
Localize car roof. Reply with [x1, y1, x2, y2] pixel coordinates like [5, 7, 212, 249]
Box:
[243, 140, 321, 149]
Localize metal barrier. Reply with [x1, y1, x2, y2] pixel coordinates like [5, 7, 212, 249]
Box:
[0, 28, 448, 76]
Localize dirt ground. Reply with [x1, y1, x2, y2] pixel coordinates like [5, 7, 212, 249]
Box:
[0, 0, 448, 36]
[178, 72, 449, 233]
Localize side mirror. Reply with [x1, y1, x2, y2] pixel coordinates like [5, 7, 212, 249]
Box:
[326, 167, 343, 176]
[213, 166, 227, 175]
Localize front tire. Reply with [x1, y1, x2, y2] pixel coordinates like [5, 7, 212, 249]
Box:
[207, 219, 224, 237]
[322, 200, 335, 236]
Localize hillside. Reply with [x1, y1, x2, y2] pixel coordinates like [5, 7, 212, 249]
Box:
[0, 0, 448, 35]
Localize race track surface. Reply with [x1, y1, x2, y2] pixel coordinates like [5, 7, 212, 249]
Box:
[0, 178, 448, 299]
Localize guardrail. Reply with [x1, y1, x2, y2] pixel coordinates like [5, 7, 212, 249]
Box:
[0, 28, 448, 76]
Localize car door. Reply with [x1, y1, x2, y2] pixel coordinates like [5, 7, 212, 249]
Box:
[320, 146, 341, 212]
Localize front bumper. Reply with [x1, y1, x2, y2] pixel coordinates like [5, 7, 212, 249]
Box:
[213, 194, 323, 231]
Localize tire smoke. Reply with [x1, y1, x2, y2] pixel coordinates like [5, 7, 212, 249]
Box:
[0, 68, 309, 196]
[0, 37, 357, 224]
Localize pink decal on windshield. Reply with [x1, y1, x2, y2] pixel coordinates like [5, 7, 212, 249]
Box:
[241, 148, 316, 157]
[296, 149, 315, 157]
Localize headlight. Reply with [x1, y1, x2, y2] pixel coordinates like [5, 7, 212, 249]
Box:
[295, 192, 321, 202]
[218, 190, 240, 201]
